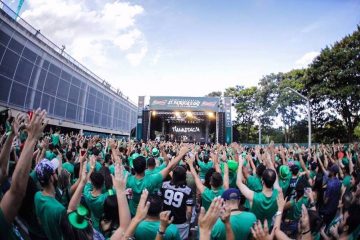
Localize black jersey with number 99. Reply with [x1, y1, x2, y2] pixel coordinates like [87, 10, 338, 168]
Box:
[158, 181, 193, 224]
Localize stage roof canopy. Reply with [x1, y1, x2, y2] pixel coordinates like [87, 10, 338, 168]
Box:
[149, 96, 220, 112]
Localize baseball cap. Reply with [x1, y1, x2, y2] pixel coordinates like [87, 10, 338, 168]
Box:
[279, 165, 291, 179]
[222, 188, 241, 200]
[330, 164, 339, 174]
[152, 148, 160, 157]
[227, 160, 239, 172]
[35, 158, 59, 185]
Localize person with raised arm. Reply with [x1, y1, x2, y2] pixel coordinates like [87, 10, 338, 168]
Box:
[0, 109, 47, 239]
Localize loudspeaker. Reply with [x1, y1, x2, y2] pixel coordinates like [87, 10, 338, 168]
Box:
[218, 112, 226, 144]
[142, 110, 150, 141]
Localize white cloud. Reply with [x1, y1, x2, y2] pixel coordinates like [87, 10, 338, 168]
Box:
[295, 51, 319, 68]
[126, 46, 148, 66]
[21, 0, 147, 67]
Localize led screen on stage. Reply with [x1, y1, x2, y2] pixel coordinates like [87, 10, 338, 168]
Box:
[168, 123, 205, 142]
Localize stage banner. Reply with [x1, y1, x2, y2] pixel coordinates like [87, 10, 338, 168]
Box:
[149, 96, 219, 111]
[169, 123, 205, 142]
[136, 96, 145, 140]
[224, 97, 232, 144]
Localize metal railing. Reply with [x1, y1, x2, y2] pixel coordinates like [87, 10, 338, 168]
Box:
[0, 0, 136, 107]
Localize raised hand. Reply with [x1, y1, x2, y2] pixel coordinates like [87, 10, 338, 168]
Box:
[11, 113, 26, 136]
[220, 203, 231, 223]
[199, 197, 224, 233]
[251, 219, 274, 240]
[112, 163, 128, 192]
[159, 211, 174, 232]
[134, 189, 150, 221]
[25, 109, 47, 140]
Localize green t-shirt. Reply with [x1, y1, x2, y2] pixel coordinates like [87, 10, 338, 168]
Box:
[279, 177, 291, 194]
[86, 161, 102, 172]
[126, 173, 163, 216]
[251, 189, 278, 226]
[287, 196, 309, 220]
[83, 183, 109, 231]
[51, 133, 60, 146]
[202, 187, 224, 211]
[247, 175, 263, 192]
[34, 191, 65, 240]
[198, 161, 213, 179]
[134, 220, 181, 240]
[211, 211, 257, 240]
[145, 163, 167, 175]
[342, 175, 352, 190]
[45, 150, 56, 160]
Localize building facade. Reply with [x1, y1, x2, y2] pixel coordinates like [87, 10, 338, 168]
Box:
[0, 3, 137, 136]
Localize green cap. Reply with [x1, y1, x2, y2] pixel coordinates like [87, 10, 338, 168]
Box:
[68, 205, 89, 230]
[227, 160, 239, 172]
[95, 143, 102, 148]
[279, 165, 291, 180]
[342, 157, 349, 166]
[152, 148, 160, 157]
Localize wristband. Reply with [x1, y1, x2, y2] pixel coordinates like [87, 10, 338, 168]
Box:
[302, 229, 311, 235]
[274, 211, 282, 217]
[157, 230, 165, 236]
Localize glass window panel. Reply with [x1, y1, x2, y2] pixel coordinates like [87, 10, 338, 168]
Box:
[54, 98, 66, 117]
[0, 49, 20, 78]
[77, 106, 84, 122]
[81, 82, 86, 90]
[72, 77, 81, 87]
[0, 29, 11, 46]
[48, 63, 61, 77]
[29, 65, 39, 88]
[22, 47, 38, 62]
[35, 56, 41, 66]
[41, 94, 55, 115]
[24, 87, 34, 108]
[36, 69, 47, 91]
[85, 109, 94, 124]
[57, 79, 70, 100]
[43, 73, 59, 95]
[61, 70, 71, 81]
[42, 60, 50, 70]
[14, 57, 33, 85]
[101, 115, 107, 126]
[77, 89, 85, 106]
[102, 102, 108, 114]
[68, 86, 80, 104]
[0, 75, 12, 102]
[9, 82, 27, 107]
[95, 98, 102, 112]
[97, 91, 104, 100]
[89, 86, 97, 95]
[66, 103, 76, 120]
[0, 44, 5, 61]
[33, 90, 42, 109]
[94, 113, 100, 125]
[8, 38, 24, 54]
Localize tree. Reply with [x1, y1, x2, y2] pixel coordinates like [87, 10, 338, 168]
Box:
[225, 86, 259, 143]
[355, 123, 360, 140]
[306, 25, 360, 141]
[205, 91, 222, 97]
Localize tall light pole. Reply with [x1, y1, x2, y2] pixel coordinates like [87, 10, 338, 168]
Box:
[284, 87, 311, 148]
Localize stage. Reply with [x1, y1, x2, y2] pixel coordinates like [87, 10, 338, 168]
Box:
[136, 96, 233, 144]
[149, 111, 216, 143]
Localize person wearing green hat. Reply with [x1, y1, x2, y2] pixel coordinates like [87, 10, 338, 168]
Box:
[279, 165, 292, 194]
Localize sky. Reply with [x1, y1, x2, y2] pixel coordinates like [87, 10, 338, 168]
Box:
[4, 0, 360, 103]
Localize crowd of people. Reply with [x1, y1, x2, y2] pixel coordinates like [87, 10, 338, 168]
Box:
[0, 108, 360, 240]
